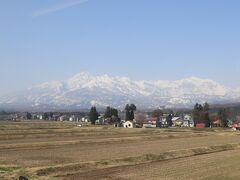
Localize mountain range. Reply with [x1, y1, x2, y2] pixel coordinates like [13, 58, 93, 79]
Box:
[1, 72, 240, 111]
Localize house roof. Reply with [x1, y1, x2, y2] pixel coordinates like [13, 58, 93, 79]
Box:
[212, 120, 221, 124]
[172, 117, 181, 121]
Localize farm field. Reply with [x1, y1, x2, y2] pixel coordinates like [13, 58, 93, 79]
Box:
[0, 121, 240, 180]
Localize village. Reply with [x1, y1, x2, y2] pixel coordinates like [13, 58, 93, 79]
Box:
[1, 102, 240, 130]
[0, 110, 195, 128]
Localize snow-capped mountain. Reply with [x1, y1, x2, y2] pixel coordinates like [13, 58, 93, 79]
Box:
[0, 72, 240, 111]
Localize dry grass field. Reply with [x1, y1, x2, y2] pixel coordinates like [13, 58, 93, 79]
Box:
[1, 121, 240, 180]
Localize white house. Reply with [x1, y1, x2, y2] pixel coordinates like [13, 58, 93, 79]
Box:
[69, 115, 75, 122]
[38, 115, 43, 120]
[81, 117, 88, 123]
[172, 117, 184, 127]
[142, 117, 158, 128]
[183, 114, 194, 127]
[59, 115, 67, 121]
[184, 114, 192, 121]
[142, 123, 157, 128]
[123, 121, 134, 128]
[159, 114, 168, 127]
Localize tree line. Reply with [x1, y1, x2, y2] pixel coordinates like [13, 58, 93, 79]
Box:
[193, 103, 229, 127]
[76, 101, 232, 127]
[89, 104, 137, 124]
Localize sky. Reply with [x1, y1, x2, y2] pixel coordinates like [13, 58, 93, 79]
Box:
[1, 0, 240, 96]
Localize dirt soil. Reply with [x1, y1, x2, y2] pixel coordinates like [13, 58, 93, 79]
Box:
[0, 121, 240, 180]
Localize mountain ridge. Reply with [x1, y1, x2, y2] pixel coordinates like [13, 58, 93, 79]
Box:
[0, 72, 239, 111]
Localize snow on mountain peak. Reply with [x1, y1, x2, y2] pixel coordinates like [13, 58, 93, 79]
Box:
[30, 81, 63, 90]
[1, 72, 239, 110]
[67, 71, 95, 89]
[68, 71, 94, 81]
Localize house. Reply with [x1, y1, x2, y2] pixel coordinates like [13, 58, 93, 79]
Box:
[184, 114, 192, 121]
[159, 114, 168, 127]
[9, 114, 19, 121]
[52, 114, 60, 121]
[123, 121, 134, 128]
[143, 118, 156, 128]
[81, 117, 89, 123]
[142, 123, 156, 128]
[69, 115, 75, 122]
[231, 116, 240, 130]
[114, 123, 122, 128]
[142, 117, 159, 128]
[196, 123, 205, 128]
[38, 115, 43, 120]
[172, 117, 184, 127]
[183, 120, 194, 127]
[183, 120, 189, 127]
[212, 119, 221, 127]
[114, 120, 125, 128]
[183, 115, 194, 127]
[59, 115, 67, 121]
[232, 123, 240, 131]
[95, 115, 108, 125]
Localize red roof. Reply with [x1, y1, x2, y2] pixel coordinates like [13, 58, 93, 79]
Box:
[196, 123, 205, 128]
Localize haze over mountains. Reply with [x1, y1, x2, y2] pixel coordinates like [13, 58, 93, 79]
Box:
[1, 72, 240, 111]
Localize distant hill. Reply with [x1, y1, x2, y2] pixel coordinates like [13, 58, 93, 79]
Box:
[0, 72, 240, 111]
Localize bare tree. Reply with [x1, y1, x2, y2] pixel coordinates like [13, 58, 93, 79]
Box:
[135, 113, 146, 126]
[151, 109, 163, 118]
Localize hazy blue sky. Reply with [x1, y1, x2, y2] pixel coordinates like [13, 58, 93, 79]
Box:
[1, 0, 240, 96]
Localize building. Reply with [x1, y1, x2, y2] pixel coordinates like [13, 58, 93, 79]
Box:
[183, 114, 194, 127]
[38, 115, 43, 120]
[59, 115, 67, 121]
[81, 117, 89, 123]
[69, 115, 75, 122]
[123, 121, 134, 128]
[142, 117, 161, 128]
[172, 117, 184, 127]
[196, 123, 205, 128]
[212, 119, 221, 127]
[184, 114, 191, 121]
[159, 114, 168, 127]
